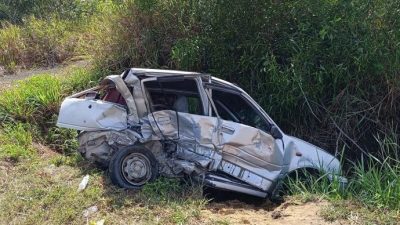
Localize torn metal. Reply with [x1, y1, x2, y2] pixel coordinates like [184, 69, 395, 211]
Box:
[57, 68, 347, 198]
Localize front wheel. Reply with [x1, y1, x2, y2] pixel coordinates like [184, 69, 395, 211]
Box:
[109, 146, 159, 189]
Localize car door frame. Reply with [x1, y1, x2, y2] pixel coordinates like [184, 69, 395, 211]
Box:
[140, 75, 209, 116]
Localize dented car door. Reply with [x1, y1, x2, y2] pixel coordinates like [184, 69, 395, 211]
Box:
[205, 85, 285, 192]
[141, 76, 286, 192]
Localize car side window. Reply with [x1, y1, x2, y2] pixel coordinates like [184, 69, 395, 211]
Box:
[210, 88, 270, 132]
[144, 79, 204, 115]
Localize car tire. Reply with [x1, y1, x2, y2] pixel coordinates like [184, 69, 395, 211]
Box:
[109, 146, 159, 189]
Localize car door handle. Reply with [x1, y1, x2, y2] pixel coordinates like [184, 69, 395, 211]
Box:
[221, 125, 235, 135]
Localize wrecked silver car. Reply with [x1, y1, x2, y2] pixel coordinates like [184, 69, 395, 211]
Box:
[57, 68, 346, 198]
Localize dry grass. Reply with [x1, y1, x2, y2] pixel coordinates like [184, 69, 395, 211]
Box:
[0, 150, 207, 225]
[320, 200, 400, 224]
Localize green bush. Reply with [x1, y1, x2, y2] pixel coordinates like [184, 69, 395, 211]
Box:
[0, 0, 101, 24]
[23, 17, 78, 66]
[91, 0, 199, 71]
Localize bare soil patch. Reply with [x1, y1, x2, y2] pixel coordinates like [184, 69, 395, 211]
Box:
[201, 199, 338, 225]
[197, 189, 338, 225]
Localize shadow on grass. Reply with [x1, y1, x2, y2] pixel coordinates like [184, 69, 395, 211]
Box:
[73, 158, 281, 213]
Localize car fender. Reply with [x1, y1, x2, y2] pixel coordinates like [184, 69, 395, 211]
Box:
[282, 136, 342, 175]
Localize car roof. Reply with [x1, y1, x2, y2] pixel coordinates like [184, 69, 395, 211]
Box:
[129, 68, 243, 92]
[131, 68, 204, 77]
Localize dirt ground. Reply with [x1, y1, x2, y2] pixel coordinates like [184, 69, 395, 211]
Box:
[201, 199, 338, 225]
[193, 187, 341, 225]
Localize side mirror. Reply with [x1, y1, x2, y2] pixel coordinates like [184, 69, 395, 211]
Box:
[270, 125, 283, 139]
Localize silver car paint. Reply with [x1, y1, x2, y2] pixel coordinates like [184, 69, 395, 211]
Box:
[57, 98, 128, 131]
[56, 68, 345, 197]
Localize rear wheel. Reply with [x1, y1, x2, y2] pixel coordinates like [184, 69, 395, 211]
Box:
[109, 146, 159, 189]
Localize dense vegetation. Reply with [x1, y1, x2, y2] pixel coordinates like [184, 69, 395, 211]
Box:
[0, 0, 399, 224]
[2, 0, 398, 158]
[0, 0, 117, 71]
[93, 0, 400, 160]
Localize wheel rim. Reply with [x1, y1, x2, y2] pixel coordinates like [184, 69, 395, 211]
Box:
[121, 153, 152, 186]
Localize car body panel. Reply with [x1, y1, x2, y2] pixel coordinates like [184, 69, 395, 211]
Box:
[57, 98, 128, 131]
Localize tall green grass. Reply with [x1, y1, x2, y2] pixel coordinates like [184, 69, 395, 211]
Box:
[352, 135, 400, 209]
[286, 134, 400, 212]
[0, 75, 61, 122]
